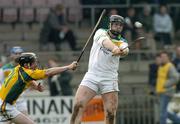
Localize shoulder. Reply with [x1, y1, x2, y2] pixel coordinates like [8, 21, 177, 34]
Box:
[95, 28, 107, 35]
[20, 68, 44, 78]
[32, 69, 46, 75]
[168, 63, 178, 73]
[34, 68, 45, 72]
[20, 67, 33, 74]
[167, 15, 172, 20]
[167, 63, 176, 69]
[1, 63, 13, 70]
[168, 62, 174, 66]
[154, 13, 159, 17]
[153, 14, 159, 19]
[94, 28, 109, 41]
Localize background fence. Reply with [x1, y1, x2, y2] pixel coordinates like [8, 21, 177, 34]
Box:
[117, 95, 158, 124]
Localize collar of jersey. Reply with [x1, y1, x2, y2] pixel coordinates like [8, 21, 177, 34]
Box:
[106, 29, 122, 41]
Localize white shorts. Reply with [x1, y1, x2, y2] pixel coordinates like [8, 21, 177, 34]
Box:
[80, 73, 119, 94]
[16, 97, 27, 112]
[0, 99, 20, 122]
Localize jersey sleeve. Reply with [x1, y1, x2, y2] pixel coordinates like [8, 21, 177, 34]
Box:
[93, 29, 110, 46]
[27, 69, 47, 80]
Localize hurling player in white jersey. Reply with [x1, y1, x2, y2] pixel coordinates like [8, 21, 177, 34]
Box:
[70, 15, 129, 124]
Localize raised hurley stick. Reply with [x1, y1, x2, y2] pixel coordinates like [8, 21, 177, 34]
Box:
[77, 9, 106, 62]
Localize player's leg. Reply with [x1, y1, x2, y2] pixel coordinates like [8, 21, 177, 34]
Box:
[70, 85, 96, 124]
[11, 113, 34, 124]
[1, 99, 32, 124]
[101, 91, 118, 124]
[16, 99, 28, 116]
[6, 97, 29, 124]
[2, 109, 27, 124]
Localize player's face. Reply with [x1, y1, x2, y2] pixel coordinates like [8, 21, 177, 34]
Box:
[160, 53, 169, 65]
[160, 6, 167, 15]
[111, 22, 123, 33]
[11, 52, 22, 64]
[30, 61, 38, 70]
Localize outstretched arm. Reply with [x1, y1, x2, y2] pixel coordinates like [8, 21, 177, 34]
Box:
[45, 61, 77, 77]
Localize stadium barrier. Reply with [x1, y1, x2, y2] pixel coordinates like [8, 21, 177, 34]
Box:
[26, 96, 73, 124]
[26, 95, 158, 124]
[116, 95, 158, 124]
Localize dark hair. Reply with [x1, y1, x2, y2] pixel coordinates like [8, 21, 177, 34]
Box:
[17, 53, 37, 67]
[159, 50, 170, 57]
[159, 4, 167, 8]
[159, 4, 168, 12]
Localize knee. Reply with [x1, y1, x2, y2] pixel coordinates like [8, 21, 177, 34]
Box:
[106, 109, 115, 117]
[105, 106, 117, 119]
[73, 101, 84, 113]
[71, 101, 85, 122]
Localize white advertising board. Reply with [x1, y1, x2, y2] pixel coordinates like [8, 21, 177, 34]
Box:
[27, 96, 73, 124]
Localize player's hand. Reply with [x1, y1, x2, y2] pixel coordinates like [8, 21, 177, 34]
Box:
[119, 47, 129, 56]
[68, 61, 78, 70]
[112, 46, 124, 56]
[37, 83, 45, 92]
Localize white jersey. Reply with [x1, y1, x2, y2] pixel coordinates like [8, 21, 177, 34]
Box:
[0, 69, 3, 87]
[87, 29, 128, 80]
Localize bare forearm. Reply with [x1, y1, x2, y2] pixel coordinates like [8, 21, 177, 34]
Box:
[102, 39, 116, 51]
[102, 39, 126, 56]
[45, 66, 69, 77]
[45, 61, 77, 77]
